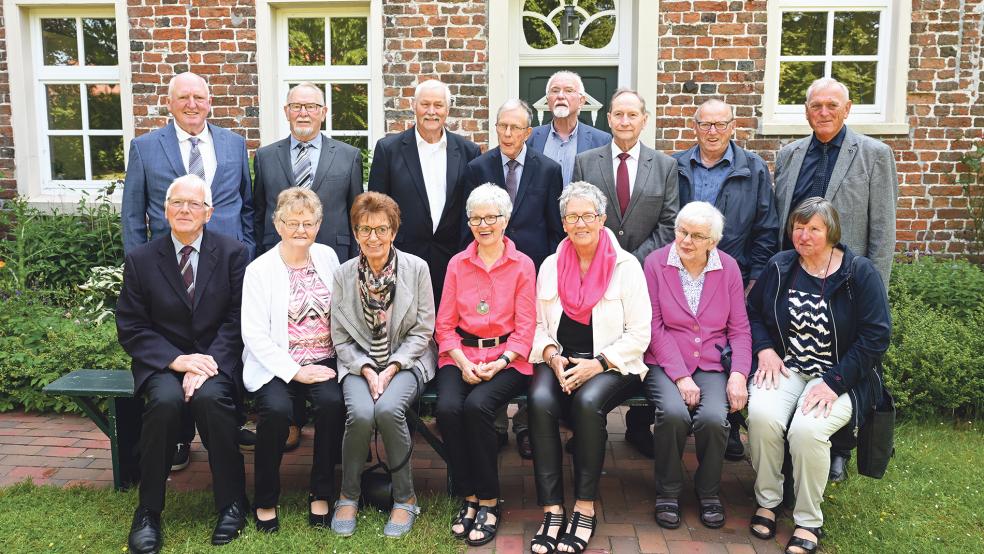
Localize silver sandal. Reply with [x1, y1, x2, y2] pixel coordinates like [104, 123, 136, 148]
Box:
[383, 502, 421, 538]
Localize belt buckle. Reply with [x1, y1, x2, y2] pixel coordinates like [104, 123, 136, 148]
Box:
[479, 337, 498, 348]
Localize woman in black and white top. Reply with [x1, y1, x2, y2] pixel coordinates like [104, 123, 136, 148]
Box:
[745, 198, 891, 554]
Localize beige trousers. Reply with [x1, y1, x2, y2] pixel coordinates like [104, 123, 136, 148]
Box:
[747, 371, 852, 527]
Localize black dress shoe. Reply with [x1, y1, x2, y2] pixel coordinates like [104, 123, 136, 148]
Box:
[516, 430, 533, 460]
[497, 431, 509, 451]
[238, 427, 257, 452]
[725, 424, 746, 461]
[212, 500, 248, 545]
[624, 428, 655, 459]
[128, 506, 162, 554]
[829, 453, 849, 483]
[308, 494, 331, 528]
[170, 442, 190, 472]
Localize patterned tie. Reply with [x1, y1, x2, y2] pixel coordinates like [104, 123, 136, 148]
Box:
[505, 159, 519, 203]
[188, 137, 205, 181]
[616, 152, 631, 216]
[810, 142, 830, 199]
[178, 245, 195, 302]
[294, 142, 313, 189]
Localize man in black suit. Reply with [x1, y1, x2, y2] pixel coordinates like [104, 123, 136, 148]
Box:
[462, 99, 564, 269]
[367, 79, 482, 304]
[116, 175, 249, 553]
[253, 82, 363, 260]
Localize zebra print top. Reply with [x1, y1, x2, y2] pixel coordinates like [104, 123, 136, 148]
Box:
[783, 268, 840, 378]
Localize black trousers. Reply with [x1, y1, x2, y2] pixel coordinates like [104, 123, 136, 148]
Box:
[528, 363, 641, 506]
[253, 363, 344, 508]
[138, 371, 245, 514]
[435, 364, 529, 500]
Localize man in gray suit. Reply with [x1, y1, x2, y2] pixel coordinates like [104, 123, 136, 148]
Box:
[773, 76, 899, 482]
[572, 88, 679, 457]
[253, 82, 363, 261]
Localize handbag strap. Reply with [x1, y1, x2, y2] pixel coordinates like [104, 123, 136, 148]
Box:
[368, 376, 422, 475]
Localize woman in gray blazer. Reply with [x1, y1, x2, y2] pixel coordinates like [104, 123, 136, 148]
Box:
[329, 191, 437, 539]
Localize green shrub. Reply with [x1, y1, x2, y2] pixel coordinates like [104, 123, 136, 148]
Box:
[889, 256, 984, 316]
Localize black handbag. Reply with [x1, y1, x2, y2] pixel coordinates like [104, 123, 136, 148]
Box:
[360, 429, 414, 512]
[857, 385, 896, 479]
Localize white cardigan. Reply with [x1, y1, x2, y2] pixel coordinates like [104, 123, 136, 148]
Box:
[241, 243, 340, 392]
[529, 228, 653, 378]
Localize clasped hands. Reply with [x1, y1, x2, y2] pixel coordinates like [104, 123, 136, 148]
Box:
[454, 349, 511, 385]
[170, 353, 218, 402]
[360, 363, 400, 401]
[544, 347, 603, 395]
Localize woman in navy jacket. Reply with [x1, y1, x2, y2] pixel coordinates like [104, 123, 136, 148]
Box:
[745, 198, 890, 554]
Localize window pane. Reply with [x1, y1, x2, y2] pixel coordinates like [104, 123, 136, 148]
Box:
[523, 16, 556, 49]
[90, 136, 125, 180]
[83, 18, 119, 65]
[87, 84, 122, 130]
[49, 136, 85, 180]
[832, 61, 877, 104]
[779, 62, 824, 105]
[330, 17, 367, 65]
[833, 11, 880, 56]
[579, 16, 615, 49]
[333, 135, 368, 151]
[288, 18, 326, 66]
[41, 18, 79, 66]
[46, 84, 82, 130]
[780, 12, 826, 56]
[331, 83, 368, 131]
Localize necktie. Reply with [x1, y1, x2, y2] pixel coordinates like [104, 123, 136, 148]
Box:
[188, 137, 205, 181]
[294, 142, 313, 189]
[178, 245, 195, 302]
[616, 152, 631, 216]
[810, 142, 830, 199]
[505, 159, 519, 203]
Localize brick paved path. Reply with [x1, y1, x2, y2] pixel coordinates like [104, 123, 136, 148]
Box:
[0, 408, 788, 553]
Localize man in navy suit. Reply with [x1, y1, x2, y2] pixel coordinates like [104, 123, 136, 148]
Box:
[367, 79, 481, 304]
[116, 175, 249, 553]
[527, 71, 612, 188]
[461, 99, 564, 270]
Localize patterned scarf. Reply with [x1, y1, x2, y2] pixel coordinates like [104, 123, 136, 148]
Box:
[358, 249, 398, 369]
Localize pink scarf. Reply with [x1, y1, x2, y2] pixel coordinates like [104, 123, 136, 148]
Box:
[557, 229, 618, 325]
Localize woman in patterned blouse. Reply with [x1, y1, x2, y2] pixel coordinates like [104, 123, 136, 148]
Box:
[241, 187, 342, 532]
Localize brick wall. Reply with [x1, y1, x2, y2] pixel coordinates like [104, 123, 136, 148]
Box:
[654, 0, 984, 257]
[0, 4, 15, 201]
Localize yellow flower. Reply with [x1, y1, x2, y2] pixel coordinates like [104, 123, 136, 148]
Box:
[0, 259, 6, 269]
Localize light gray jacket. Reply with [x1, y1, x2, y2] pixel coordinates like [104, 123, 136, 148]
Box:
[774, 126, 899, 288]
[330, 248, 437, 383]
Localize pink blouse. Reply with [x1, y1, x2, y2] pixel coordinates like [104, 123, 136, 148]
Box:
[287, 263, 334, 365]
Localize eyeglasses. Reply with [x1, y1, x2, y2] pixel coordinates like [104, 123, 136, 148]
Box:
[168, 199, 208, 211]
[548, 87, 580, 97]
[495, 123, 529, 134]
[563, 213, 600, 225]
[467, 214, 505, 227]
[675, 228, 712, 243]
[695, 120, 733, 132]
[287, 103, 324, 113]
[280, 218, 319, 231]
[355, 225, 392, 238]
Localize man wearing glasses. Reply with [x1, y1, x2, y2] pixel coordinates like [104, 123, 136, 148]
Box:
[252, 82, 364, 260]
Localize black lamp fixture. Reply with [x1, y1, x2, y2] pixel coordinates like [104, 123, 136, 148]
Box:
[559, 4, 582, 44]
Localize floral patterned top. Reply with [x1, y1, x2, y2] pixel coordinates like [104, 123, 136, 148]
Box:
[666, 244, 723, 316]
[287, 262, 334, 365]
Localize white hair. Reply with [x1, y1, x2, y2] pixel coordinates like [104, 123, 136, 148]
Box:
[559, 181, 607, 216]
[497, 98, 533, 127]
[675, 201, 725, 244]
[167, 72, 209, 100]
[286, 82, 325, 105]
[412, 79, 451, 106]
[466, 183, 512, 222]
[165, 174, 212, 206]
[545, 71, 585, 96]
[805, 77, 851, 104]
[694, 98, 734, 121]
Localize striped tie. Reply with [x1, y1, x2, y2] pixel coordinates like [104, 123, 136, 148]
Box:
[188, 137, 206, 181]
[179, 245, 195, 302]
[294, 142, 313, 189]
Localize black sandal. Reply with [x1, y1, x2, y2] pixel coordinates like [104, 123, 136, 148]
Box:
[464, 503, 501, 547]
[654, 497, 681, 529]
[750, 504, 780, 540]
[308, 494, 331, 528]
[451, 499, 479, 539]
[557, 511, 597, 554]
[785, 525, 822, 554]
[697, 495, 726, 529]
[254, 508, 279, 533]
[530, 510, 566, 554]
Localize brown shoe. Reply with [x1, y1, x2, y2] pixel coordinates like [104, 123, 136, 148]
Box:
[284, 425, 301, 451]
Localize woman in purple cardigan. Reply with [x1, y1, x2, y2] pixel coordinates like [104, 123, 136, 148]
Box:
[642, 201, 752, 530]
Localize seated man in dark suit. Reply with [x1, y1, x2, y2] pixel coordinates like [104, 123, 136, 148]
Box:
[462, 99, 564, 270]
[116, 174, 250, 553]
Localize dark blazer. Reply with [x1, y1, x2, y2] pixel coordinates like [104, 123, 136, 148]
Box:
[116, 230, 248, 394]
[367, 127, 481, 300]
[527, 121, 612, 155]
[252, 133, 364, 261]
[460, 147, 564, 270]
[121, 121, 255, 257]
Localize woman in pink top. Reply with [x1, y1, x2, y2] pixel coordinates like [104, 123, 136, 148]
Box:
[435, 184, 536, 547]
[642, 201, 752, 531]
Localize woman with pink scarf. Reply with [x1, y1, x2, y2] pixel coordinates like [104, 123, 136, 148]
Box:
[527, 182, 653, 554]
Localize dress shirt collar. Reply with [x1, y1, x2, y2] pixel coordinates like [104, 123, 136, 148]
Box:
[502, 144, 528, 167]
[463, 236, 523, 269]
[171, 232, 204, 256]
[290, 132, 323, 151]
[667, 243, 723, 275]
[611, 140, 641, 161]
[809, 124, 848, 150]
[415, 126, 448, 149]
[174, 122, 212, 145]
[691, 141, 734, 168]
[549, 120, 579, 142]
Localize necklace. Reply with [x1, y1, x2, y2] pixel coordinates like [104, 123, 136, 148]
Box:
[800, 249, 834, 278]
[278, 245, 311, 270]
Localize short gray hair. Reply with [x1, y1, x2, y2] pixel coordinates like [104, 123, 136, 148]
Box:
[789, 197, 841, 245]
[466, 183, 512, 221]
[497, 98, 533, 127]
[676, 201, 725, 244]
[694, 98, 734, 121]
[559, 181, 607, 216]
[273, 186, 324, 223]
[805, 77, 851, 105]
[413, 79, 451, 106]
[286, 82, 325, 105]
[545, 70, 585, 96]
[165, 174, 212, 206]
[167, 72, 209, 100]
[611, 88, 647, 114]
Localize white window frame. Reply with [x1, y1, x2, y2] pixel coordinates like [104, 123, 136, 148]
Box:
[4, 0, 131, 207]
[762, 0, 910, 135]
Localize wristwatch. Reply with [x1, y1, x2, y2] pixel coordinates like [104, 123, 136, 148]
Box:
[497, 354, 511, 366]
[594, 354, 610, 371]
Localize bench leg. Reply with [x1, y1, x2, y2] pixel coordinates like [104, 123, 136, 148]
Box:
[407, 408, 454, 496]
[72, 397, 139, 491]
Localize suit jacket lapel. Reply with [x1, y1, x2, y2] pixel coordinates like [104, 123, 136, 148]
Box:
[597, 147, 621, 225]
[208, 123, 227, 186]
[192, 233, 217, 311]
[824, 128, 859, 201]
[623, 145, 655, 221]
[156, 238, 193, 311]
[513, 149, 536, 212]
[399, 129, 431, 222]
[439, 132, 462, 226]
[311, 134, 338, 194]
[276, 139, 296, 187]
[780, 140, 810, 218]
[159, 123, 185, 177]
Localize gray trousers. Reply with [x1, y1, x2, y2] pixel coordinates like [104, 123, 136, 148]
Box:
[495, 404, 529, 435]
[339, 370, 420, 503]
[645, 365, 729, 498]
